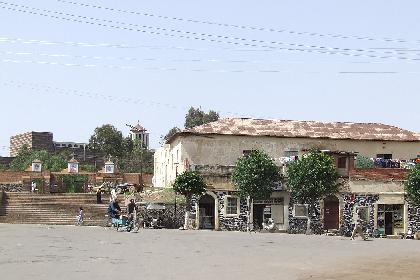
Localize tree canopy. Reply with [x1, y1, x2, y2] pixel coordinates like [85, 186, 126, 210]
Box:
[118, 139, 154, 174]
[355, 155, 374, 169]
[232, 150, 281, 200]
[287, 150, 339, 204]
[184, 107, 219, 129]
[161, 126, 181, 144]
[10, 146, 69, 172]
[405, 164, 420, 206]
[89, 124, 124, 158]
[173, 170, 207, 199]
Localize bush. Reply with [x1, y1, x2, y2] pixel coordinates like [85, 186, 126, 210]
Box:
[355, 155, 374, 169]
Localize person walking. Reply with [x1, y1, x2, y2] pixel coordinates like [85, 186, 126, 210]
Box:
[76, 207, 84, 226]
[96, 187, 102, 204]
[351, 208, 368, 240]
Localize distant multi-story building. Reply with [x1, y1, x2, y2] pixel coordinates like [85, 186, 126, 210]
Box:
[127, 121, 150, 149]
[9, 131, 103, 165]
[10, 132, 54, 156]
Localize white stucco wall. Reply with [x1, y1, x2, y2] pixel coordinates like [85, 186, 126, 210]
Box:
[154, 134, 419, 188]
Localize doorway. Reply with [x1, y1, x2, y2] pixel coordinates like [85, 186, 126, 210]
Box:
[385, 212, 393, 235]
[253, 204, 265, 229]
[324, 196, 339, 230]
[198, 194, 215, 229]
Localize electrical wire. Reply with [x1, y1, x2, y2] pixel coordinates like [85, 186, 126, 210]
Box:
[1, 80, 275, 120]
[57, 0, 420, 46]
[0, 49, 304, 65]
[1, 2, 419, 62]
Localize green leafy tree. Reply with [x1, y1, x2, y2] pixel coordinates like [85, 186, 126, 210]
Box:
[10, 145, 32, 171]
[89, 124, 124, 158]
[10, 147, 67, 172]
[118, 139, 153, 174]
[173, 171, 207, 229]
[160, 126, 181, 144]
[405, 164, 420, 206]
[184, 107, 219, 129]
[232, 150, 281, 230]
[0, 163, 8, 171]
[355, 155, 374, 169]
[287, 150, 339, 234]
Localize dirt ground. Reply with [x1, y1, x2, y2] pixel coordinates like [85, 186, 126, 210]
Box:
[0, 224, 419, 280]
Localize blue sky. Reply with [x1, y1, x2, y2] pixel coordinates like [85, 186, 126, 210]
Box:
[1, 0, 419, 156]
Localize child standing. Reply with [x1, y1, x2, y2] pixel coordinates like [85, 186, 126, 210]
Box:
[76, 207, 84, 226]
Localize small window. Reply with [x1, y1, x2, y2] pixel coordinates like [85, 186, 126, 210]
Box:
[354, 206, 369, 222]
[338, 157, 347, 169]
[243, 150, 255, 156]
[284, 150, 299, 157]
[293, 204, 308, 218]
[377, 154, 392, 160]
[225, 196, 239, 216]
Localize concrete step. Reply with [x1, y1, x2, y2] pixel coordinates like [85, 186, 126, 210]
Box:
[0, 192, 113, 226]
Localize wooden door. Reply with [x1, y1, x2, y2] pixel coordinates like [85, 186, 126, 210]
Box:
[324, 198, 339, 230]
[385, 212, 393, 235]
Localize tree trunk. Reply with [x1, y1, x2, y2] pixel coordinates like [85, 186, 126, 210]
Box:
[184, 196, 191, 230]
[246, 196, 253, 232]
[306, 203, 314, 235]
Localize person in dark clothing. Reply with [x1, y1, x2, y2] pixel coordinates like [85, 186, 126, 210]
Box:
[126, 199, 137, 231]
[96, 188, 102, 204]
[107, 200, 121, 219]
[127, 199, 136, 215]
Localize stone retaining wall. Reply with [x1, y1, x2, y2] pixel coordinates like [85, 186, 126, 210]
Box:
[0, 184, 25, 192]
[216, 191, 247, 231]
[408, 204, 420, 237]
[288, 198, 322, 234]
[341, 193, 378, 237]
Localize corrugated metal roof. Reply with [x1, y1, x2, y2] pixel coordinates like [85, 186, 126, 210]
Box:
[175, 118, 420, 142]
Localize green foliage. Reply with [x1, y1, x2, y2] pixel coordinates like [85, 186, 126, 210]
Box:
[232, 150, 281, 200]
[122, 136, 134, 157]
[355, 155, 374, 169]
[405, 164, 420, 206]
[80, 164, 96, 172]
[89, 124, 124, 158]
[161, 126, 181, 144]
[184, 107, 219, 129]
[0, 163, 8, 171]
[287, 150, 339, 204]
[10, 147, 67, 172]
[173, 171, 207, 199]
[118, 139, 154, 173]
[62, 174, 88, 193]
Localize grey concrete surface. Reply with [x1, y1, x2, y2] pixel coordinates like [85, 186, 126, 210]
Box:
[0, 224, 419, 280]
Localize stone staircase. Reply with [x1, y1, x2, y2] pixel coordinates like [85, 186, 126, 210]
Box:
[0, 192, 110, 226]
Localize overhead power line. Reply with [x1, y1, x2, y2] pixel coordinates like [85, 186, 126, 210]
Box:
[57, 0, 420, 46]
[0, 49, 305, 65]
[0, 36, 206, 51]
[5, 1, 419, 58]
[4, 54, 417, 74]
[1, 56, 297, 73]
[2, 80, 276, 120]
[1, 2, 419, 62]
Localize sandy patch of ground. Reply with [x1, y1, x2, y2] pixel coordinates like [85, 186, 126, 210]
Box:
[0, 224, 419, 280]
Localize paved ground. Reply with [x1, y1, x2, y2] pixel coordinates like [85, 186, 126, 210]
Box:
[1, 224, 420, 280]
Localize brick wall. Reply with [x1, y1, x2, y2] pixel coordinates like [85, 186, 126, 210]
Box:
[10, 132, 54, 156]
[0, 171, 27, 184]
[350, 168, 409, 181]
[0, 157, 14, 166]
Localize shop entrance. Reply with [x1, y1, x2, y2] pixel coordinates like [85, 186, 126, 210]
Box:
[385, 212, 393, 235]
[377, 204, 404, 236]
[198, 194, 215, 229]
[253, 204, 266, 229]
[253, 198, 284, 230]
[324, 196, 339, 230]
